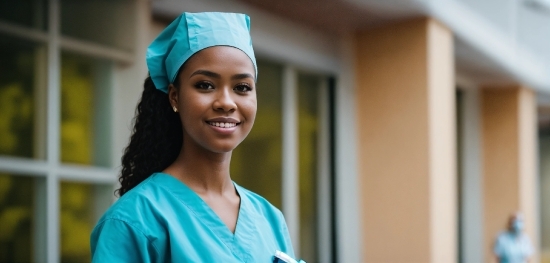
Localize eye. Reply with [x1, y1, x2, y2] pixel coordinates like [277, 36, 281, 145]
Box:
[194, 81, 214, 90]
[234, 83, 252, 93]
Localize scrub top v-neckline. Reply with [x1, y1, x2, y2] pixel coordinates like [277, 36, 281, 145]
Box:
[155, 172, 256, 260]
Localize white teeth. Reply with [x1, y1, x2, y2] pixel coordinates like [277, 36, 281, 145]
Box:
[209, 122, 237, 128]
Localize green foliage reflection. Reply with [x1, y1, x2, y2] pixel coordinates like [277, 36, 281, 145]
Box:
[298, 74, 320, 262]
[60, 53, 96, 263]
[0, 39, 34, 158]
[230, 60, 283, 208]
[61, 54, 93, 165]
[60, 182, 93, 263]
[0, 37, 36, 263]
[0, 174, 34, 263]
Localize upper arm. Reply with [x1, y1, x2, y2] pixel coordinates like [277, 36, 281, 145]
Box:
[91, 219, 160, 263]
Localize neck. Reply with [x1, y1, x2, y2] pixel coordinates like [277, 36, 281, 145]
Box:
[165, 140, 234, 196]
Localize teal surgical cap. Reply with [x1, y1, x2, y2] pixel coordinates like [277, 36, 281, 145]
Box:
[146, 12, 257, 93]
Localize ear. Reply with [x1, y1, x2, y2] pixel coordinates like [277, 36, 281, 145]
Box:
[168, 83, 178, 108]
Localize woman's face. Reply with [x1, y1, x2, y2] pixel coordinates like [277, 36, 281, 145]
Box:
[169, 46, 257, 153]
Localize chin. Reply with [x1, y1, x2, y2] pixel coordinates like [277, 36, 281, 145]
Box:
[205, 136, 248, 153]
[206, 143, 239, 153]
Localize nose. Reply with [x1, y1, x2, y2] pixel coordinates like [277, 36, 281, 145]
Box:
[213, 88, 236, 112]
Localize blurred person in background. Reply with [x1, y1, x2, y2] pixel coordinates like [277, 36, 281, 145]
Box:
[494, 212, 534, 263]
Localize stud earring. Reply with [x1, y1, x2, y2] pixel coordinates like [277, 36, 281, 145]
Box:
[172, 106, 178, 113]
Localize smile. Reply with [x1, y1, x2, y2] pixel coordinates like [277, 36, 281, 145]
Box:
[207, 122, 240, 128]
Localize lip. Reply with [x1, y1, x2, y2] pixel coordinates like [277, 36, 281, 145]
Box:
[206, 117, 241, 135]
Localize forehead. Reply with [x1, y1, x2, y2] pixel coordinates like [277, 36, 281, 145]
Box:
[182, 46, 255, 75]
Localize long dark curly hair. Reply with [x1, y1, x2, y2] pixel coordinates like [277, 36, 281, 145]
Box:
[116, 76, 183, 196]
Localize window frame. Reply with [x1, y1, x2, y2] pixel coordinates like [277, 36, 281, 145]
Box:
[281, 65, 334, 261]
[0, 0, 133, 262]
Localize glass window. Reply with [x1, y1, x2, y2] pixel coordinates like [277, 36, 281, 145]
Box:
[297, 73, 321, 262]
[0, 35, 45, 159]
[540, 131, 550, 263]
[0, 174, 44, 263]
[1, 1, 135, 262]
[60, 52, 112, 167]
[0, 0, 47, 30]
[231, 60, 283, 208]
[61, 0, 135, 51]
[60, 181, 112, 263]
[231, 64, 331, 261]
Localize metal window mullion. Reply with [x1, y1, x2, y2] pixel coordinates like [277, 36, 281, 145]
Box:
[0, 157, 48, 176]
[0, 21, 49, 43]
[57, 164, 117, 184]
[34, 44, 48, 160]
[46, 0, 61, 262]
[282, 66, 300, 256]
[316, 78, 332, 263]
[60, 36, 134, 64]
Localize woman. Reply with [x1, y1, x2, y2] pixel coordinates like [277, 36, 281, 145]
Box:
[90, 12, 300, 263]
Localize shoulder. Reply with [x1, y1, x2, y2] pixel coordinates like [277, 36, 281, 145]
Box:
[95, 173, 168, 228]
[91, 209, 163, 263]
[91, 174, 169, 259]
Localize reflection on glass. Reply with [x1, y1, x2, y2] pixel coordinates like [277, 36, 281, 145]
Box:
[0, 0, 47, 30]
[61, 52, 112, 167]
[540, 133, 550, 263]
[60, 182, 111, 263]
[231, 60, 283, 208]
[298, 73, 320, 262]
[0, 174, 36, 263]
[0, 35, 39, 159]
[61, 0, 135, 51]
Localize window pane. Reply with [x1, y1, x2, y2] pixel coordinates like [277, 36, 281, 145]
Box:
[0, 35, 45, 159]
[0, 174, 44, 263]
[61, 0, 135, 51]
[0, 0, 47, 30]
[60, 182, 112, 263]
[60, 52, 112, 167]
[540, 133, 550, 263]
[231, 60, 283, 208]
[298, 73, 320, 262]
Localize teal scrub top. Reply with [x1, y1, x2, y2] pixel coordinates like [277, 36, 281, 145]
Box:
[90, 172, 295, 263]
[493, 231, 533, 263]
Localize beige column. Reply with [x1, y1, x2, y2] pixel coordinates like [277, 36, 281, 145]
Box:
[481, 86, 539, 263]
[356, 18, 456, 263]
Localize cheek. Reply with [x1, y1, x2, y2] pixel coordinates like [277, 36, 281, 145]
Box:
[179, 91, 208, 113]
[178, 98, 207, 127]
[242, 99, 257, 120]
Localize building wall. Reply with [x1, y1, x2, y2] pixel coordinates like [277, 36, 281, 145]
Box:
[356, 18, 457, 263]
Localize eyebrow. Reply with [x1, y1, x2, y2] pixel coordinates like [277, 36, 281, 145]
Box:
[189, 70, 254, 80]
